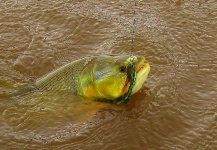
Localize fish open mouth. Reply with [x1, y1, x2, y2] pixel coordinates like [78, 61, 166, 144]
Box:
[137, 63, 150, 77]
[137, 62, 148, 72]
[122, 56, 150, 95]
[136, 57, 148, 72]
[97, 55, 150, 104]
[133, 56, 150, 94]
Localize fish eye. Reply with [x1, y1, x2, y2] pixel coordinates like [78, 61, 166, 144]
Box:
[119, 66, 126, 72]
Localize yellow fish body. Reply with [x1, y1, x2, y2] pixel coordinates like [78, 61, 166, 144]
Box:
[36, 55, 150, 104]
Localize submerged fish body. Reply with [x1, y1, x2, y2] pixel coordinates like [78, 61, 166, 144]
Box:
[36, 55, 150, 103]
[0, 55, 150, 133]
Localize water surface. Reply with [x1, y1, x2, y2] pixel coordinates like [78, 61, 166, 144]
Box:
[0, 0, 216, 149]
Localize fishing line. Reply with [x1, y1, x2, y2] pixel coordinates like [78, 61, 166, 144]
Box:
[131, 0, 137, 56]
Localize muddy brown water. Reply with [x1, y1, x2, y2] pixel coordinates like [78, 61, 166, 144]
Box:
[0, 0, 216, 149]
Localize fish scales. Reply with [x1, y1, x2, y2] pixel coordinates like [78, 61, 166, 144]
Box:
[36, 57, 93, 93]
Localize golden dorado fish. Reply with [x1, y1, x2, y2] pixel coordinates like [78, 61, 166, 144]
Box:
[36, 55, 150, 104]
[0, 55, 150, 131]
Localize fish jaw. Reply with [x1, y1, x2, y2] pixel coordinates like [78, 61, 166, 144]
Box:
[132, 57, 150, 94]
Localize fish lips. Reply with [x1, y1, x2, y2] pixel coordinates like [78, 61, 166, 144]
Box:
[133, 57, 150, 94]
[121, 56, 150, 95]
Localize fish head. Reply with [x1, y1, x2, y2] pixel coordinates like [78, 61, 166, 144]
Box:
[78, 55, 150, 102]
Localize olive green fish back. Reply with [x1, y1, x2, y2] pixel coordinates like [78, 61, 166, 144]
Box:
[35, 57, 94, 93]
